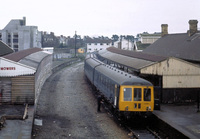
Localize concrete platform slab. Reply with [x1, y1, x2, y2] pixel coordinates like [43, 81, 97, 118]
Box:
[153, 104, 200, 139]
[0, 105, 34, 139]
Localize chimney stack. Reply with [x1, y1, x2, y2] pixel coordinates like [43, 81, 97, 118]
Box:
[161, 24, 168, 37]
[23, 17, 26, 26]
[188, 20, 198, 36]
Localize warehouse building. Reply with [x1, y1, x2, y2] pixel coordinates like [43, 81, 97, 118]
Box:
[0, 47, 52, 105]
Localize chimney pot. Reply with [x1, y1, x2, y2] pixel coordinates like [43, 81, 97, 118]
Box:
[189, 20, 198, 36]
[161, 24, 168, 37]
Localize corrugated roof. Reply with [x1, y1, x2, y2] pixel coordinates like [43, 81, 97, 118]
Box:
[19, 51, 51, 69]
[143, 33, 200, 62]
[3, 48, 42, 62]
[107, 47, 167, 62]
[1, 48, 52, 77]
[0, 41, 14, 56]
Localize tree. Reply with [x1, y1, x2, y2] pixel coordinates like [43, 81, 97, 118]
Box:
[112, 35, 119, 41]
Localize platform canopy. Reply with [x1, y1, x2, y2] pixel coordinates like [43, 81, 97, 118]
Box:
[0, 57, 36, 77]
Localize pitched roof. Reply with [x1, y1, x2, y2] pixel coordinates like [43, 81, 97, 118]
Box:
[143, 33, 200, 62]
[85, 38, 112, 44]
[0, 41, 14, 56]
[107, 47, 166, 62]
[3, 48, 42, 62]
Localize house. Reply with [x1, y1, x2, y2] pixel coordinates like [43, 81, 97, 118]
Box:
[136, 32, 161, 50]
[137, 32, 161, 44]
[42, 32, 59, 48]
[0, 17, 42, 52]
[113, 38, 137, 51]
[85, 37, 112, 53]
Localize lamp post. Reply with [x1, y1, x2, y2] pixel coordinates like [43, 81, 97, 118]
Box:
[74, 31, 77, 57]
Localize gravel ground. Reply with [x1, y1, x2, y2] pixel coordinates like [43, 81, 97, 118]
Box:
[32, 62, 129, 139]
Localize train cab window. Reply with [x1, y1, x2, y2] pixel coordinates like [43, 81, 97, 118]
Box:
[144, 88, 151, 101]
[123, 88, 132, 101]
[134, 88, 141, 101]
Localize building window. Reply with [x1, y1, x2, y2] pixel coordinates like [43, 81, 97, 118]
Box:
[13, 34, 18, 38]
[8, 39, 11, 43]
[13, 39, 18, 43]
[14, 45, 19, 52]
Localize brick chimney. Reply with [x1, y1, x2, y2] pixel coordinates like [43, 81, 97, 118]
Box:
[161, 24, 168, 37]
[188, 20, 198, 36]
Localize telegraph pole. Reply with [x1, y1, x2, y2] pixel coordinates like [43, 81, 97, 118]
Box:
[74, 31, 77, 57]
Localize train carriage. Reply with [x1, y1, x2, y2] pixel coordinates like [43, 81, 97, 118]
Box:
[84, 54, 154, 115]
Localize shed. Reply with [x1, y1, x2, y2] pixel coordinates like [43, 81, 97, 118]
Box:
[0, 48, 52, 105]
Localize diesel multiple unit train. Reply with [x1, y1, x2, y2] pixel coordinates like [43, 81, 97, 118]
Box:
[84, 54, 154, 116]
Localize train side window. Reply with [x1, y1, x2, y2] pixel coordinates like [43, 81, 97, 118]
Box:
[123, 88, 132, 101]
[144, 88, 151, 101]
[134, 88, 141, 101]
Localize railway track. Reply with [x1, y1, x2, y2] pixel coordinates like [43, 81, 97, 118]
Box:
[98, 95, 164, 139]
[127, 126, 162, 139]
[87, 79, 165, 139]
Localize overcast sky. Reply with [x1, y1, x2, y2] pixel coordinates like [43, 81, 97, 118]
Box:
[1, 0, 199, 37]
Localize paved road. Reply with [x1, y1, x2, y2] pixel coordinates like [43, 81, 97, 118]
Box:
[32, 62, 128, 139]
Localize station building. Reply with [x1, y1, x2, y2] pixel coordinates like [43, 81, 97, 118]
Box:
[97, 20, 200, 104]
[0, 47, 52, 105]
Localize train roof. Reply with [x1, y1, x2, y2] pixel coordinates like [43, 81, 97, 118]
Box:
[85, 57, 152, 86]
[96, 64, 152, 86]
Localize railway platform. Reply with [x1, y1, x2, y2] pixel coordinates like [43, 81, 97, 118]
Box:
[0, 105, 35, 139]
[153, 104, 200, 139]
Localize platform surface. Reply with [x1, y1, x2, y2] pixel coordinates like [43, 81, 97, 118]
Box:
[0, 105, 34, 139]
[153, 104, 200, 139]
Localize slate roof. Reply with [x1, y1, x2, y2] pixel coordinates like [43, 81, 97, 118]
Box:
[143, 33, 200, 62]
[0, 41, 14, 56]
[84, 38, 112, 44]
[107, 47, 166, 62]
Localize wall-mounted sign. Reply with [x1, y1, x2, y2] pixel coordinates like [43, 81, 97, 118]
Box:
[0, 57, 36, 77]
[0, 67, 16, 70]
